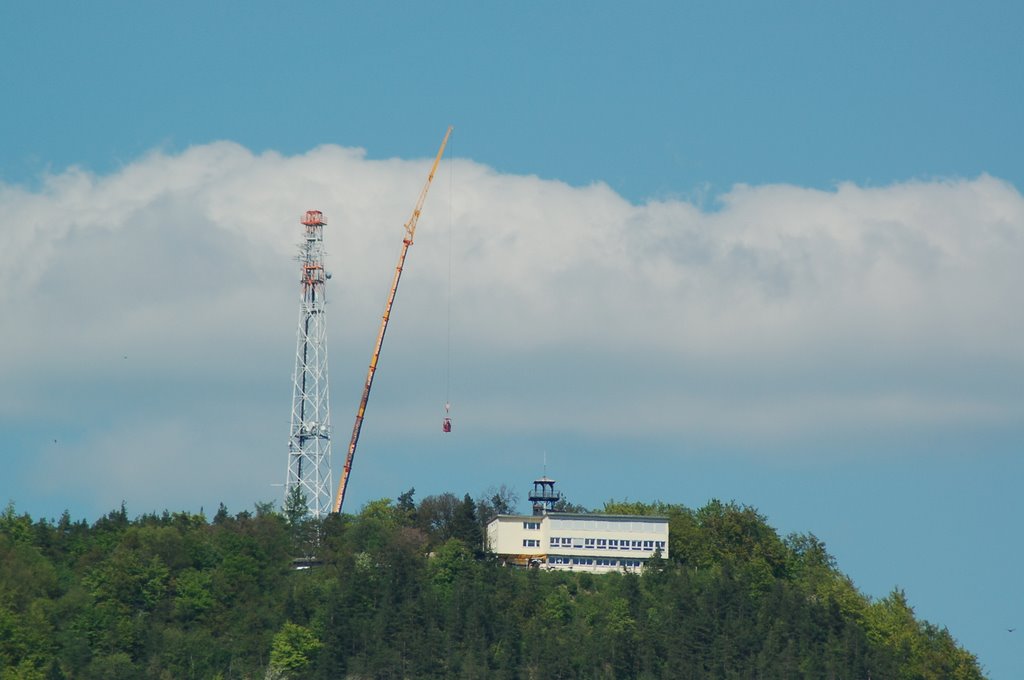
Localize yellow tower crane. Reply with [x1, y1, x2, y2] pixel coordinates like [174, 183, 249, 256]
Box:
[333, 126, 454, 514]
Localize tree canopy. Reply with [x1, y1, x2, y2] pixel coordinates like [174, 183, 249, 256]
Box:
[0, 497, 984, 679]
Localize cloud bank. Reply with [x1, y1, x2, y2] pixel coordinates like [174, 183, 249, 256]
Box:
[2, 142, 1022, 514]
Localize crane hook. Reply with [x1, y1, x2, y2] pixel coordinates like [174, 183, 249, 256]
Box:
[442, 401, 452, 433]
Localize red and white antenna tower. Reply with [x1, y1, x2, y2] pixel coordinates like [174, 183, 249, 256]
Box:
[285, 210, 333, 519]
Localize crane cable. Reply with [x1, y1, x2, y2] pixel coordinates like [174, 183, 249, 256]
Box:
[444, 136, 454, 423]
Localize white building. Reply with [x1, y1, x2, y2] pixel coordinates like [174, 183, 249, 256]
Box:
[487, 476, 669, 573]
[486, 512, 669, 572]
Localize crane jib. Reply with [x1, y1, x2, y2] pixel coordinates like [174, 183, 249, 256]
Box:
[332, 126, 453, 514]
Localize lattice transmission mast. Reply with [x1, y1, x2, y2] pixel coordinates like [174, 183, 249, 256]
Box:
[285, 210, 333, 519]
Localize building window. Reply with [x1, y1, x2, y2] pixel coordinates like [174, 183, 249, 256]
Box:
[560, 537, 571, 546]
[550, 537, 560, 547]
[631, 540, 642, 550]
[523, 539, 539, 547]
[655, 541, 666, 550]
[584, 538, 595, 549]
[643, 540, 654, 550]
[523, 521, 540, 530]
[608, 539, 619, 548]
[597, 539, 607, 549]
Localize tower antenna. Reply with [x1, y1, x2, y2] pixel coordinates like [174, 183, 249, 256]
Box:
[285, 210, 333, 519]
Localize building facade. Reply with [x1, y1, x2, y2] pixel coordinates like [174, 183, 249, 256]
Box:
[486, 512, 669, 573]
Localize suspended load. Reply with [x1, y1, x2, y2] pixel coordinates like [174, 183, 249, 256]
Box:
[442, 402, 452, 433]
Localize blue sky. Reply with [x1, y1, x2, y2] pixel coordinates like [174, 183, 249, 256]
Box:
[2, 2, 1023, 677]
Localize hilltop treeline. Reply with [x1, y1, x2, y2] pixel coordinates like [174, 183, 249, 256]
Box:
[0, 491, 983, 679]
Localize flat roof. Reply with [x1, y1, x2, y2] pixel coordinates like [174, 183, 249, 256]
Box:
[493, 512, 669, 523]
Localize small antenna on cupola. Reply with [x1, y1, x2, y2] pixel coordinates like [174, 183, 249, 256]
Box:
[529, 453, 561, 516]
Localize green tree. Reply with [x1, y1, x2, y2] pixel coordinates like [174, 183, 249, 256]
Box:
[552, 496, 589, 513]
[283, 486, 317, 557]
[415, 493, 461, 545]
[268, 622, 321, 678]
[282, 486, 310, 528]
[452, 494, 483, 551]
[171, 568, 215, 622]
[0, 503, 32, 545]
[475, 484, 519, 525]
[396, 488, 417, 525]
[0, 494, 987, 680]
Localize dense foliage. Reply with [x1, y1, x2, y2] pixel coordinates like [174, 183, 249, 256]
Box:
[0, 493, 983, 679]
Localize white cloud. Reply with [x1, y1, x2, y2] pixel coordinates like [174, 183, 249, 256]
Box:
[2, 144, 1022, 514]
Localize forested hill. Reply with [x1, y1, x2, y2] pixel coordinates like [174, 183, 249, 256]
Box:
[1, 492, 983, 679]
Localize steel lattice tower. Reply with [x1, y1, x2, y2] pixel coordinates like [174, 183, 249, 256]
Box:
[285, 210, 332, 519]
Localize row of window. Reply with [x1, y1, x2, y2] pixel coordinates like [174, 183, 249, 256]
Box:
[548, 536, 666, 552]
[548, 518, 664, 533]
[548, 556, 644, 568]
[522, 520, 667, 535]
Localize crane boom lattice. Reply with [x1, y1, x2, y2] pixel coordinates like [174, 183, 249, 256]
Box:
[333, 126, 453, 514]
